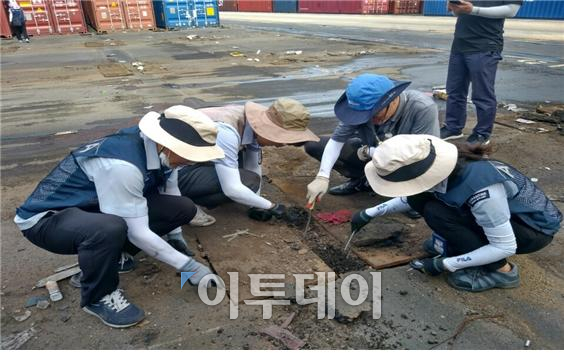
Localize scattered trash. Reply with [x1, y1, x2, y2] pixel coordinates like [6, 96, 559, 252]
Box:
[24, 295, 49, 308]
[537, 128, 549, 133]
[12, 310, 31, 322]
[525, 339, 531, 347]
[36, 299, 50, 310]
[256, 49, 261, 55]
[531, 178, 539, 183]
[186, 34, 199, 40]
[131, 61, 143, 67]
[315, 210, 352, 225]
[118, 60, 126, 63]
[515, 118, 535, 124]
[46, 280, 63, 302]
[247, 58, 253, 61]
[253, 58, 260, 62]
[137, 66, 144, 72]
[54, 130, 78, 136]
[36, 266, 81, 288]
[544, 167, 551, 171]
[222, 229, 262, 242]
[285, 50, 302, 55]
[144, 105, 154, 109]
[1, 327, 36, 350]
[504, 103, 528, 112]
[229, 51, 245, 57]
[261, 312, 305, 350]
[232, 46, 239, 49]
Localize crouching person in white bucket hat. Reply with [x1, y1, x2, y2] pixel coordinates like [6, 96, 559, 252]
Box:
[351, 135, 561, 292]
[14, 106, 225, 328]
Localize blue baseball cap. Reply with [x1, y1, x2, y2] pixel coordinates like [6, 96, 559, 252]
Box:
[334, 74, 411, 126]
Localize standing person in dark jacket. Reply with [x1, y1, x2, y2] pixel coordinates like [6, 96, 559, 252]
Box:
[7, 0, 29, 43]
[351, 135, 561, 292]
[440, 0, 522, 145]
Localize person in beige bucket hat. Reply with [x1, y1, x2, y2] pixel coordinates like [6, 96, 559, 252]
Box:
[350, 134, 561, 293]
[14, 105, 225, 328]
[178, 97, 319, 221]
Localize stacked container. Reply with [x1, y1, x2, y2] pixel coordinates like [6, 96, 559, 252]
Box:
[17, 0, 55, 35]
[389, 0, 421, 14]
[298, 0, 389, 14]
[237, 0, 272, 12]
[121, 0, 156, 30]
[153, 0, 220, 29]
[82, 0, 127, 32]
[1, 3, 13, 38]
[218, 0, 238, 11]
[49, 0, 87, 34]
[298, 0, 339, 13]
[273, 0, 298, 13]
[423, 0, 564, 19]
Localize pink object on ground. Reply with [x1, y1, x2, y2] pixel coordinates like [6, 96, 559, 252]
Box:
[315, 210, 353, 224]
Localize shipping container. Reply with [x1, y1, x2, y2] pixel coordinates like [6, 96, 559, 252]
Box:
[237, 0, 272, 12]
[153, 0, 193, 28]
[16, 0, 54, 35]
[273, 0, 297, 13]
[298, 0, 339, 13]
[516, 0, 564, 19]
[0, 3, 12, 38]
[193, 0, 220, 27]
[121, 0, 156, 30]
[82, 0, 127, 32]
[339, 0, 375, 14]
[50, 0, 87, 34]
[374, 0, 389, 14]
[218, 0, 238, 11]
[422, 0, 450, 16]
[389, 0, 421, 14]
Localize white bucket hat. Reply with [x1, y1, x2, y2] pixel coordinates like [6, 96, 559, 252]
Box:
[364, 135, 458, 197]
[139, 105, 225, 162]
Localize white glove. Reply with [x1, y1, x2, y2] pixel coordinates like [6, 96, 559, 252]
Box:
[306, 176, 329, 206]
[180, 258, 216, 288]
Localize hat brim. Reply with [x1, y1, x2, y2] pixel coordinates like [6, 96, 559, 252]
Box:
[334, 80, 411, 126]
[364, 136, 458, 197]
[245, 102, 320, 144]
[139, 112, 225, 163]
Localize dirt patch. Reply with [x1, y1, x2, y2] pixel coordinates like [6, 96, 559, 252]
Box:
[97, 63, 133, 77]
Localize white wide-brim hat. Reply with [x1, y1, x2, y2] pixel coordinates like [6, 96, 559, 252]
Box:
[139, 105, 225, 163]
[364, 134, 458, 197]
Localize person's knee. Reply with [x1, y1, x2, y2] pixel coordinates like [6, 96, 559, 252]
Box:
[176, 196, 198, 222]
[241, 171, 261, 193]
[89, 216, 128, 249]
[304, 140, 323, 159]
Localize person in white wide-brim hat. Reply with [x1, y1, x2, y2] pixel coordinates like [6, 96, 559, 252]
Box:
[14, 105, 224, 328]
[177, 97, 319, 222]
[351, 134, 561, 293]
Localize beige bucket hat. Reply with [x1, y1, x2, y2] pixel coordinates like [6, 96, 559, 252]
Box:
[364, 135, 458, 197]
[245, 98, 320, 144]
[139, 105, 225, 162]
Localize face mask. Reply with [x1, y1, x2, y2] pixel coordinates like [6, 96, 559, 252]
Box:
[159, 151, 171, 168]
[429, 179, 448, 194]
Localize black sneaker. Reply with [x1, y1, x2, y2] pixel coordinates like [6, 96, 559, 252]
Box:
[118, 252, 135, 273]
[440, 127, 464, 141]
[447, 263, 520, 292]
[70, 272, 82, 288]
[403, 209, 422, 219]
[83, 289, 145, 328]
[328, 177, 371, 196]
[422, 238, 440, 256]
[466, 133, 491, 146]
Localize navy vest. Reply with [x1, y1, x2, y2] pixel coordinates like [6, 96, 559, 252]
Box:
[436, 160, 562, 236]
[16, 127, 171, 219]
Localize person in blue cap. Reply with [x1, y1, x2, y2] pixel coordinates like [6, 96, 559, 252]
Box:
[305, 74, 440, 208]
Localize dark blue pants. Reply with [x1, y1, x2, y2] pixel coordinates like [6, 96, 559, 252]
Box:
[445, 51, 502, 137]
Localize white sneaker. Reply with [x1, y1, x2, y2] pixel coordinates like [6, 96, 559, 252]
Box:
[189, 205, 216, 227]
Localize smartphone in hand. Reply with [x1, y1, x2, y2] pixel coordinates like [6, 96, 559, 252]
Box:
[449, 0, 462, 4]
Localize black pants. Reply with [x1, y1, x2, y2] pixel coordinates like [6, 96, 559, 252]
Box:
[177, 164, 261, 208]
[304, 135, 367, 180]
[11, 24, 29, 41]
[407, 193, 553, 271]
[22, 194, 197, 307]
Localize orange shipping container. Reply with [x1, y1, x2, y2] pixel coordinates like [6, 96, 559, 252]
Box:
[1, 3, 12, 38]
[50, 0, 87, 34]
[82, 0, 126, 32]
[17, 0, 55, 35]
[121, 0, 155, 30]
